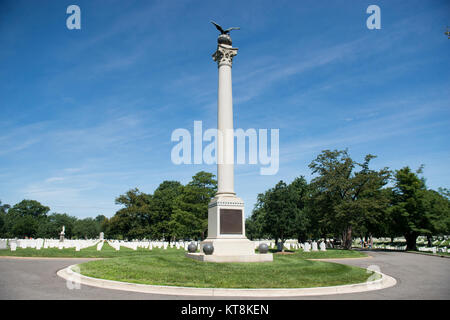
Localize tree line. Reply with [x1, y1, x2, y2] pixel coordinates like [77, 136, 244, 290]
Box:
[0, 171, 217, 242]
[1, 150, 449, 250]
[0, 199, 107, 239]
[245, 150, 450, 251]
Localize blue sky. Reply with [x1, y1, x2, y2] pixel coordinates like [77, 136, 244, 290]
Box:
[0, 0, 449, 218]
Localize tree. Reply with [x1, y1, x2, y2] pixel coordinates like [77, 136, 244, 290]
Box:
[0, 200, 10, 236]
[149, 181, 183, 241]
[109, 188, 152, 240]
[73, 218, 100, 239]
[289, 177, 311, 243]
[5, 200, 50, 238]
[8, 199, 50, 218]
[309, 150, 390, 249]
[170, 171, 217, 240]
[423, 189, 450, 244]
[12, 215, 39, 238]
[390, 167, 450, 250]
[260, 181, 298, 251]
[95, 215, 107, 224]
[37, 213, 77, 239]
[246, 193, 269, 240]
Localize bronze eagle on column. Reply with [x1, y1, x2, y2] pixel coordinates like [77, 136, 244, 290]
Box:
[210, 21, 240, 34]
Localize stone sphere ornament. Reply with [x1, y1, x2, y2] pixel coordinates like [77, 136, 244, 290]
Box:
[188, 242, 197, 253]
[218, 34, 232, 46]
[203, 243, 214, 255]
[258, 243, 269, 254]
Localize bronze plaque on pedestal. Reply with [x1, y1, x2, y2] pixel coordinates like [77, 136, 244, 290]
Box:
[220, 209, 243, 234]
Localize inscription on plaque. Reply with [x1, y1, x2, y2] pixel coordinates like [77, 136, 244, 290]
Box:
[220, 209, 243, 234]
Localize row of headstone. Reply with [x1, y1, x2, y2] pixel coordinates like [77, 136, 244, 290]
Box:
[302, 241, 327, 252]
[5, 239, 100, 251]
[252, 240, 331, 252]
[374, 244, 407, 251]
[106, 240, 201, 252]
[418, 246, 450, 253]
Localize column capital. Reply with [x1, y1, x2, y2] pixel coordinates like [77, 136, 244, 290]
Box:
[212, 44, 238, 67]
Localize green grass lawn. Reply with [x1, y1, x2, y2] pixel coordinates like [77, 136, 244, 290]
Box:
[78, 249, 375, 288]
[0, 243, 368, 259]
[293, 248, 368, 259]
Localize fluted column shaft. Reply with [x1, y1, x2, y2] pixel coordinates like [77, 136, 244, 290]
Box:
[213, 44, 238, 196]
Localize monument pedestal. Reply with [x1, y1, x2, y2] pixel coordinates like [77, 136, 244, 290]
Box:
[185, 195, 273, 262]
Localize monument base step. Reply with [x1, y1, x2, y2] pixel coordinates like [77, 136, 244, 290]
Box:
[185, 252, 273, 263]
[199, 238, 255, 256]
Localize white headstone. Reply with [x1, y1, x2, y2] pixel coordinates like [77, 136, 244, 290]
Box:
[320, 241, 326, 251]
[303, 242, 310, 252]
[97, 241, 103, 251]
[10, 242, 17, 251]
[312, 241, 318, 251]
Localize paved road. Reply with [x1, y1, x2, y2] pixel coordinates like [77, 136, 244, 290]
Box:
[0, 251, 448, 299]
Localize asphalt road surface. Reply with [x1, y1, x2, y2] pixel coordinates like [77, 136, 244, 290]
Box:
[0, 251, 448, 299]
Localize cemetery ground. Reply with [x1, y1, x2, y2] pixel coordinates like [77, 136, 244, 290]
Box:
[1, 249, 449, 299]
[0, 242, 373, 289]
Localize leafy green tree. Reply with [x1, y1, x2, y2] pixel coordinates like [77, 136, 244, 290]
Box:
[390, 167, 450, 250]
[95, 215, 107, 224]
[12, 215, 39, 238]
[423, 189, 450, 244]
[109, 188, 152, 240]
[73, 218, 100, 239]
[260, 181, 298, 251]
[247, 177, 310, 246]
[149, 181, 183, 241]
[309, 150, 390, 249]
[8, 199, 50, 218]
[37, 213, 77, 239]
[289, 177, 311, 243]
[4, 200, 49, 238]
[170, 171, 217, 240]
[246, 193, 268, 240]
[0, 200, 9, 236]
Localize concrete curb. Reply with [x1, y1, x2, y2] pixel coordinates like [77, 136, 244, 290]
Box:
[57, 264, 397, 297]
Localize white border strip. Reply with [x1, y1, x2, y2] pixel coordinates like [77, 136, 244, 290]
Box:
[57, 264, 396, 297]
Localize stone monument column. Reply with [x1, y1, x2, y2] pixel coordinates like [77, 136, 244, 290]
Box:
[185, 24, 272, 262]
